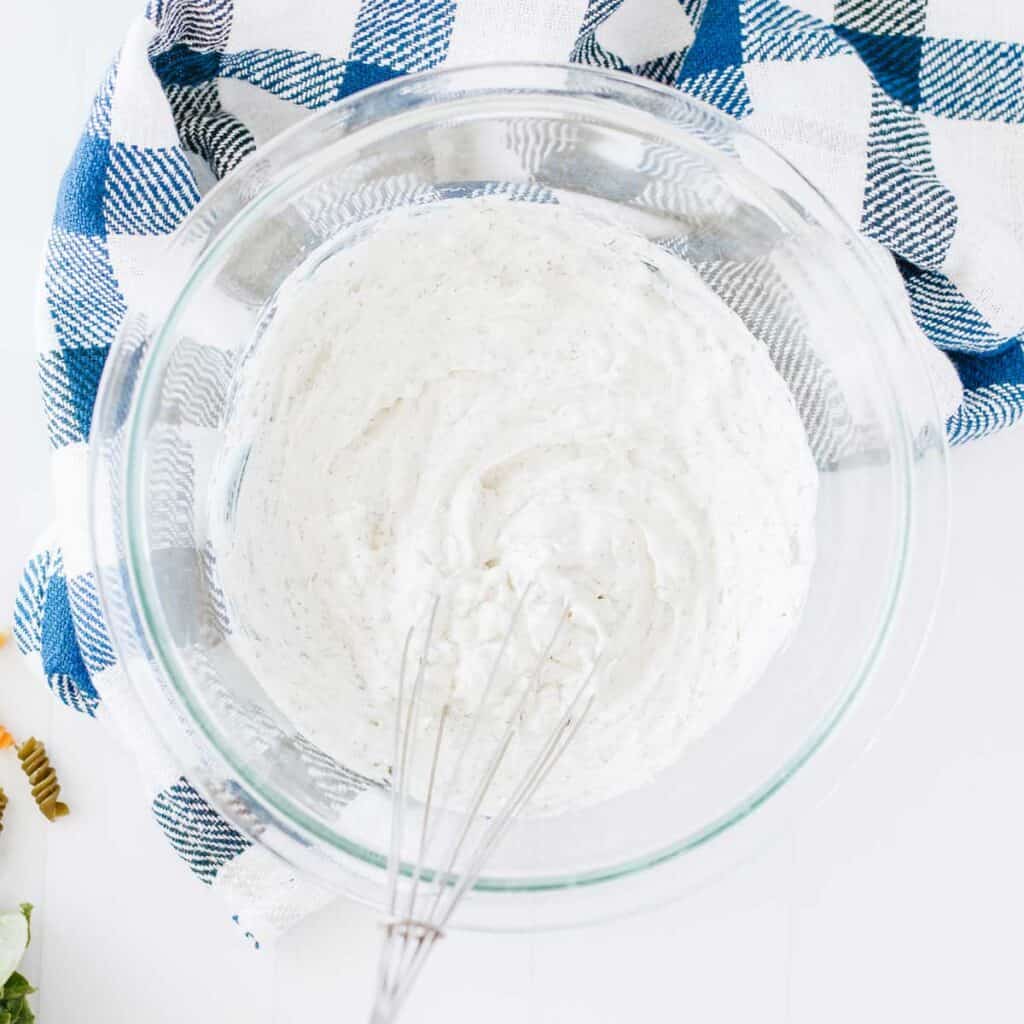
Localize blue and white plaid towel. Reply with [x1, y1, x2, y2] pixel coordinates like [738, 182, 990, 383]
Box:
[14, 0, 1024, 938]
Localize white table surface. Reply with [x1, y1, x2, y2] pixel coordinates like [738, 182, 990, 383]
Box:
[3, 5, 1024, 1022]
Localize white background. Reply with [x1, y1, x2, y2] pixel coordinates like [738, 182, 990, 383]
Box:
[3, 3, 1024, 1022]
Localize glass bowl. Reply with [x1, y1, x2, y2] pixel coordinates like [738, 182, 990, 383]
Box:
[89, 63, 949, 930]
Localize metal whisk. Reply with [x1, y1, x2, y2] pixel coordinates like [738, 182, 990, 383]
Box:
[369, 592, 600, 1023]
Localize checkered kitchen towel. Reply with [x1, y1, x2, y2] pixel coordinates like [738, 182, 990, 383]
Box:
[14, 0, 1024, 937]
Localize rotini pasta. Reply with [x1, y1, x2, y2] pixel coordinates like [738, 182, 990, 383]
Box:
[17, 737, 70, 821]
[0, 787, 7, 833]
[0, 725, 14, 751]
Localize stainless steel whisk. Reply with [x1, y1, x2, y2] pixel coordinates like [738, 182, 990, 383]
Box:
[369, 591, 600, 1023]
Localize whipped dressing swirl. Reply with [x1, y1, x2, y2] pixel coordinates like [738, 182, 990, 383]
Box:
[213, 199, 818, 811]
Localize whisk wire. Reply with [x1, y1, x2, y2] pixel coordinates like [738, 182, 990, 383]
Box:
[371, 595, 599, 1023]
[392, 701, 448, 991]
[383, 663, 601, 1019]
[384, 628, 414, 918]
[385, 603, 541, 1003]
[377, 598, 439, 1006]
[423, 601, 568, 919]
[434, 658, 600, 933]
[424, 582, 535, 854]
[400, 581, 537, 918]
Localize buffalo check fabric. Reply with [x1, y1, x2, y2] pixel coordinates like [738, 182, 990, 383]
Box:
[14, 0, 1024, 936]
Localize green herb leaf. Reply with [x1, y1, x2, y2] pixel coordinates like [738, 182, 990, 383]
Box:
[0, 975, 33, 999]
[0, 906, 37, 1024]
[11, 998, 33, 1024]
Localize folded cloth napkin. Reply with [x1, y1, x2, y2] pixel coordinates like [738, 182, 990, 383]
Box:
[14, 0, 1024, 938]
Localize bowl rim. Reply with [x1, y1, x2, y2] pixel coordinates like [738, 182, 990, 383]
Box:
[90, 60, 951, 918]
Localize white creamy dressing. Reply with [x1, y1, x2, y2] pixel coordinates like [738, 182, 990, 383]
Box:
[213, 199, 818, 812]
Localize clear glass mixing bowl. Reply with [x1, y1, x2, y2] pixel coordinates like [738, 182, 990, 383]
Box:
[89, 63, 949, 929]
